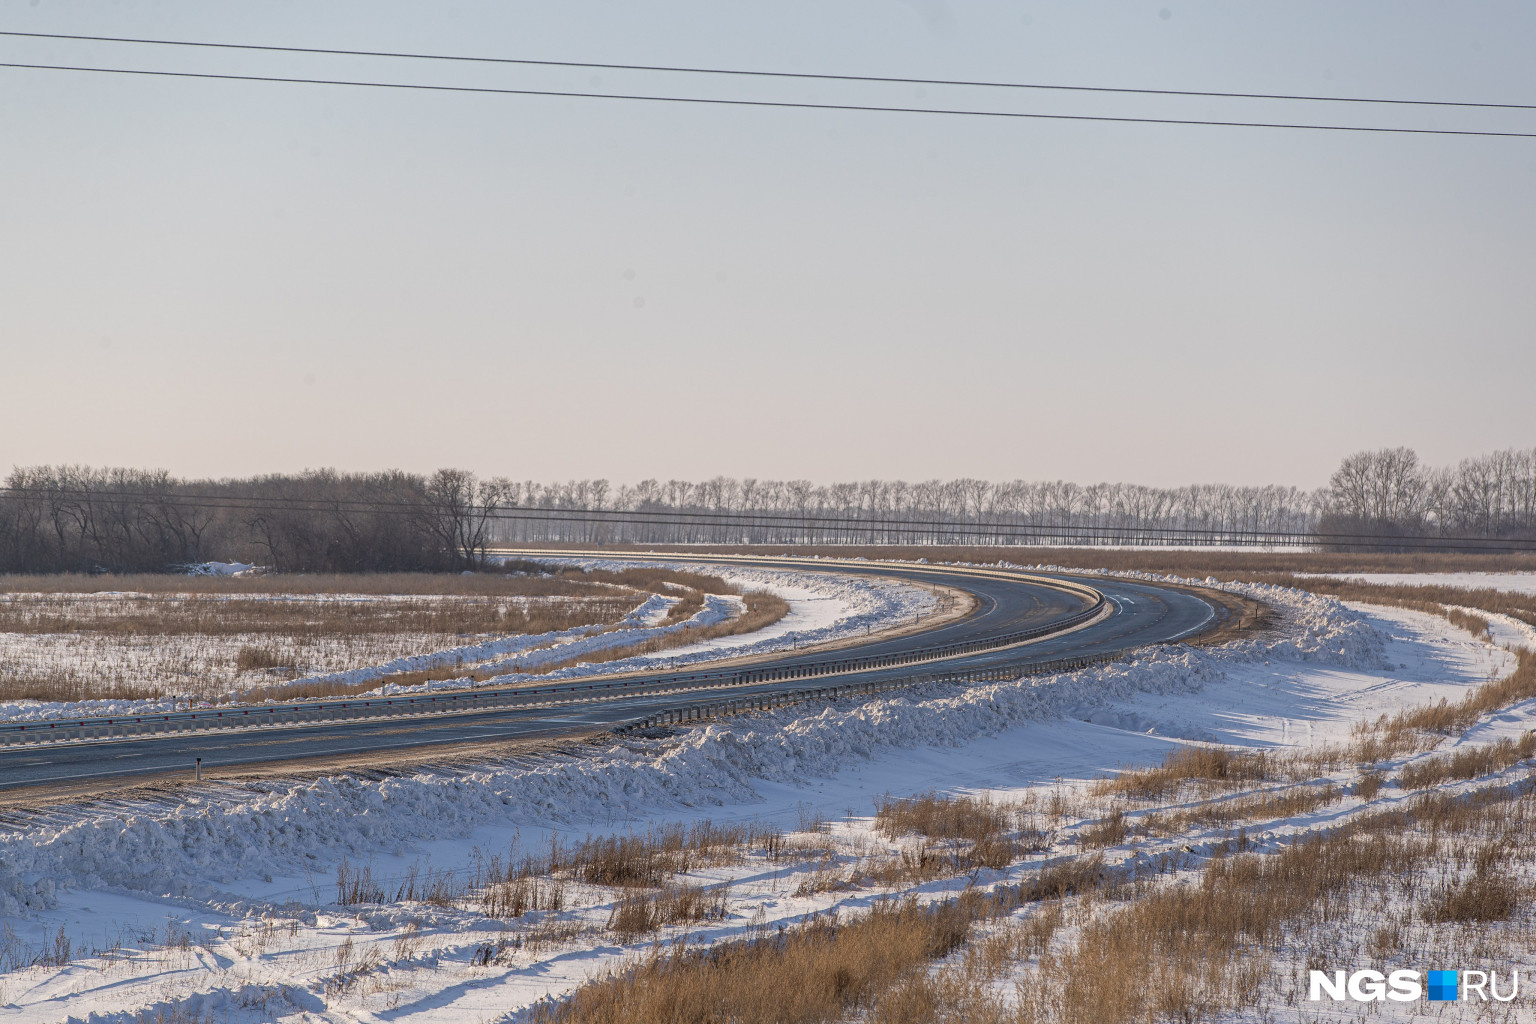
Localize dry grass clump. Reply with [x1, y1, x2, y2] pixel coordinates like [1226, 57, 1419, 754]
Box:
[1445, 606, 1492, 639]
[234, 645, 288, 672]
[530, 897, 977, 1024]
[1077, 808, 1129, 848]
[472, 821, 785, 895]
[874, 792, 1015, 843]
[335, 858, 461, 907]
[1012, 854, 1119, 902]
[797, 841, 970, 896]
[872, 792, 1050, 874]
[1397, 732, 1536, 789]
[480, 876, 570, 919]
[1424, 841, 1520, 923]
[1091, 746, 1277, 801]
[607, 884, 731, 941]
[1371, 648, 1536, 739]
[1154, 785, 1343, 831]
[557, 825, 753, 888]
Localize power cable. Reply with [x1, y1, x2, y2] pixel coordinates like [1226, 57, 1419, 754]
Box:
[2, 61, 1534, 138]
[2, 29, 1533, 113]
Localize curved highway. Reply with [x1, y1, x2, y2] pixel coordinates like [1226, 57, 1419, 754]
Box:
[0, 556, 1222, 794]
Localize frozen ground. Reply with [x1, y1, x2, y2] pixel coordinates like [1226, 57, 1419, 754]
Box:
[0, 576, 1525, 1022]
[0, 563, 936, 724]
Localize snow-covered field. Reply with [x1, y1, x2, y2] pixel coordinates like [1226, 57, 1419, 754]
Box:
[0, 574, 1527, 1022]
[0, 563, 936, 724]
[0, 592, 646, 718]
[1296, 570, 1536, 595]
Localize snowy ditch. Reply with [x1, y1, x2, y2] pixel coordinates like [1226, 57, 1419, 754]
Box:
[1, 569, 1530, 1021]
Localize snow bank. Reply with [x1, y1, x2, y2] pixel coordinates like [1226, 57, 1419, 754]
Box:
[179, 562, 261, 576]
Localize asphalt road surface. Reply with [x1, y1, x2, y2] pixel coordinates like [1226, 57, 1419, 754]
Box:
[0, 556, 1219, 792]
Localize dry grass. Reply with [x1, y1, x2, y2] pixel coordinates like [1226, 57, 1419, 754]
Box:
[480, 876, 569, 919]
[335, 858, 461, 907]
[1446, 606, 1492, 639]
[0, 565, 784, 704]
[1397, 732, 1536, 789]
[1094, 647, 1536, 809]
[1090, 745, 1279, 801]
[855, 782, 1536, 1024]
[0, 675, 154, 703]
[266, 572, 789, 700]
[1254, 575, 1536, 630]
[1370, 648, 1536, 738]
[874, 792, 1016, 843]
[1141, 785, 1343, 835]
[0, 566, 751, 637]
[476, 821, 786, 893]
[606, 884, 731, 941]
[1424, 841, 1519, 923]
[0, 591, 639, 639]
[872, 792, 1050, 875]
[1077, 808, 1129, 848]
[529, 896, 978, 1024]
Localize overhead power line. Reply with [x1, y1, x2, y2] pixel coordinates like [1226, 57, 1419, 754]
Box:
[3, 29, 1532, 113]
[3, 60, 1535, 138]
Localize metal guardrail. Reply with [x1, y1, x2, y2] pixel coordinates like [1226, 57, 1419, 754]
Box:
[0, 588, 1108, 748]
[612, 650, 1132, 733]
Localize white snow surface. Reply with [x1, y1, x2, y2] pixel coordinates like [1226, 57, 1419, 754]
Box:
[0, 572, 1524, 1022]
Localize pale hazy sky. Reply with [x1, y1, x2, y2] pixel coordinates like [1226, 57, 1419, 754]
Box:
[2, 2, 1533, 489]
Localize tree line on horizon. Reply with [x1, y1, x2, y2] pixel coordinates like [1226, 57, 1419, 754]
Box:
[0, 446, 1531, 573]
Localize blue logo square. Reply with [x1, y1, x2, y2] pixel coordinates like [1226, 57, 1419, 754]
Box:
[1427, 970, 1458, 1002]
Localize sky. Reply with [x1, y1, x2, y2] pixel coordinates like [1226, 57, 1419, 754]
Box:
[1, 1, 1533, 490]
